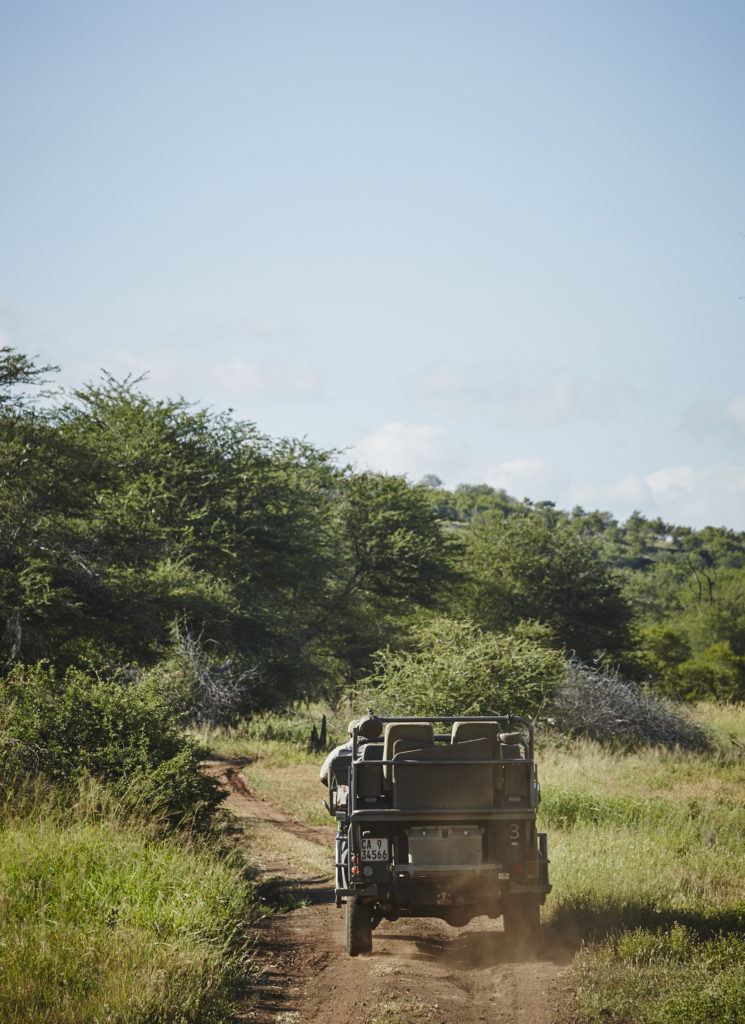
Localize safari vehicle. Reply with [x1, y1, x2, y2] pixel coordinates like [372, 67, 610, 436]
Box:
[325, 714, 550, 956]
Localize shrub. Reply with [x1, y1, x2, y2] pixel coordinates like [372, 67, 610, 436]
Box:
[148, 625, 255, 728]
[0, 663, 224, 828]
[551, 658, 711, 751]
[364, 616, 564, 717]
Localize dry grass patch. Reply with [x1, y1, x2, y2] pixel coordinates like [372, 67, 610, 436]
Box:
[242, 761, 332, 828]
[365, 996, 431, 1024]
[241, 820, 332, 880]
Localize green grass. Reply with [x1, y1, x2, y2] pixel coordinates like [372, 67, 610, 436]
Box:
[692, 700, 745, 751]
[575, 926, 745, 1024]
[538, 704, 745, 1024]
[0, 784, 260, 1024]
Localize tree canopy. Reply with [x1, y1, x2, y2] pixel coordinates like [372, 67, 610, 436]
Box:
[463, 508, 632, 661]
[2, 347, 744, 709]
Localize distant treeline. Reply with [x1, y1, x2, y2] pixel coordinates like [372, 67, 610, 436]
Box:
[2, 347, 744, 710]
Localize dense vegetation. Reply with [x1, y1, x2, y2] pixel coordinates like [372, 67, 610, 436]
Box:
[0, 784, 257, 1024]
[3, 345, 745, 721]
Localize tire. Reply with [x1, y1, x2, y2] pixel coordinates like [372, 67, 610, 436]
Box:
[346, 898, 373, 956]
[502, 894, 541, 946]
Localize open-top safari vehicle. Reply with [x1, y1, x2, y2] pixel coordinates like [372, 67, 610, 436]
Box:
[325, 714, 551, 955]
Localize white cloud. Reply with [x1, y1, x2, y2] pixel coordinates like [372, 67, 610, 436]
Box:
[352, 422, 470, 481]
[568, 474, 651, 512]
[164, 315, 308, 348]
[59, 347, 324, 404]
[724, 395, 745, 434]
[59, 347, 191, 394]
[475, 456, 745, 529]
[485, 457, 565, 501]
[566, 463, 745, 529]
[211, 357, 323, 400]
[413, 360, 635, 426]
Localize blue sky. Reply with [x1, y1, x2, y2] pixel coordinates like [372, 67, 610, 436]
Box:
[2, 1, 744, 527]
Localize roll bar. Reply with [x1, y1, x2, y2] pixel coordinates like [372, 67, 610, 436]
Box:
[351, 714, 534, 760]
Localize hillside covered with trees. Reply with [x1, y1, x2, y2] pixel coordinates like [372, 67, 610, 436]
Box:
[3, 346, 744, 715]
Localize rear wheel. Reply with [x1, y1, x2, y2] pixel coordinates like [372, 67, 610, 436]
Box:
[502, 894, 541, 945]
[346, 898, 373, 956]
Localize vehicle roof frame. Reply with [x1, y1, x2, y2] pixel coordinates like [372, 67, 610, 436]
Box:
[351, 713, 534, 760]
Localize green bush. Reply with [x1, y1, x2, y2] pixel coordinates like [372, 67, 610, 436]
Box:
[0, 663, 223, 829]
[364, 616, 564, 717]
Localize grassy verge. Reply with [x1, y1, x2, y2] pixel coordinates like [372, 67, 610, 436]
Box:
[0, 784, 260, 1024]
[540, 704, 745, 1024]
[574, 926, 745, 1024]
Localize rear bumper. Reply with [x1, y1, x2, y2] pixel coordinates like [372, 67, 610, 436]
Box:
[337, 867, 551, 901]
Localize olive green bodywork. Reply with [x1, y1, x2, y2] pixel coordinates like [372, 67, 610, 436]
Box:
[325, 714, 550, 956]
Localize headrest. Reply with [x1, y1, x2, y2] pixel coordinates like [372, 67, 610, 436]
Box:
[360, 742, 384, 761]
[356, 714, 384, 741]
[382, 722, 434, 781]
[395, 736, 491, 763]
[451, 721, 501, 747]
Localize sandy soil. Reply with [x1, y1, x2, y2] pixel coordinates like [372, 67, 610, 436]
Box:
[204, 759, 579, 1024]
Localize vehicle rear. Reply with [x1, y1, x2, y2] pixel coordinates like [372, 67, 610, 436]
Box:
[327, 715, 550, 956]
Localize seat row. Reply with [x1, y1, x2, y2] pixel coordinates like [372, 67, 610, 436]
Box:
[354, 722, 528, 810]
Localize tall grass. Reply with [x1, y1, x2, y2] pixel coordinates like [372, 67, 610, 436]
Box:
[539, 705, 745, 1024]
[0, 783, 259, 1024]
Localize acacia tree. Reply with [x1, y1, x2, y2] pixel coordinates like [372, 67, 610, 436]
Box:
[0, 354, 455, 708]
[0, 348, 73, 666]
[463, 509, 632, 661]
[318, 472, 453, 684]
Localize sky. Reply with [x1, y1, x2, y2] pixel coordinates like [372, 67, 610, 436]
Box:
[2, 0, 744, 528]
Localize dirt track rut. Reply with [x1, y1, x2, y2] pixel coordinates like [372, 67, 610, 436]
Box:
[204, 759, 578, 1024]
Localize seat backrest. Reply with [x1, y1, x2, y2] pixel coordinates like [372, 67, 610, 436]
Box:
[361, 742, 384, 760]
[382, 722, 434, 783]
[329, 752, 351, 787]
[355, 742, 384, 799]
[393, 737, 494, 810]
[451, 721, 501, 751]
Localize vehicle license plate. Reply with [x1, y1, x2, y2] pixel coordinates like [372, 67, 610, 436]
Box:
[360, 837, 389, 861]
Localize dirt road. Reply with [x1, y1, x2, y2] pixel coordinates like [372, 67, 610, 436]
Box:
[205, 759, 578, 1024]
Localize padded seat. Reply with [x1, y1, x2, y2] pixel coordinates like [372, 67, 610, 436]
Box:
[392, 737, 494, 810]
[356, 742, 385, 799]
[382, 722, 434, 784]
[451, 721, 527, 760]
[451, 721, 502, 751]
